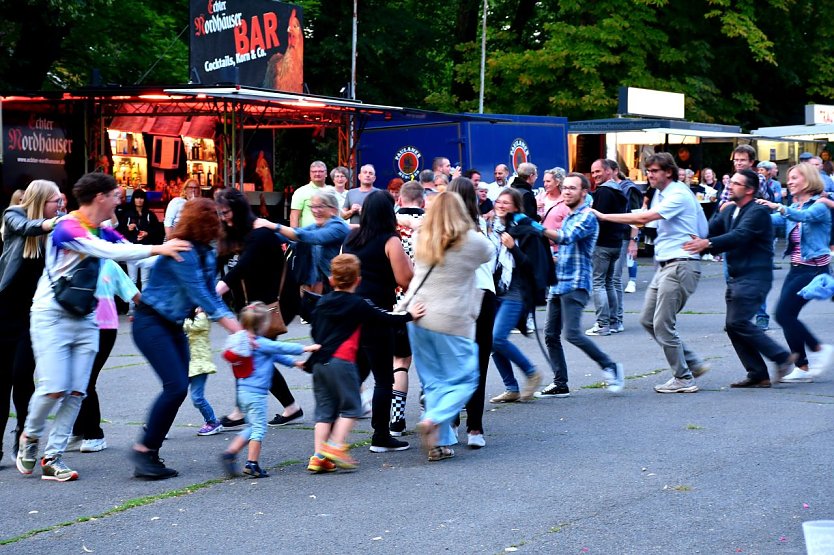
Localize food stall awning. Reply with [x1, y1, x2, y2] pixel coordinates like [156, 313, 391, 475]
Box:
[569, 117, 743, 136]
[164, 85, 512, 126]
[751, 123, 834, 141]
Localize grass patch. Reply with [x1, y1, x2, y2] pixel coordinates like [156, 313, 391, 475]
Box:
[349, 438, 373, 449]
[580, 381, 606, 389]
[0, 455, 306, 546]
[670, 484, 692, 492]
[685, 424, 704, 430]
[625, 368, 664, 380]
[679, 310, 724, 315]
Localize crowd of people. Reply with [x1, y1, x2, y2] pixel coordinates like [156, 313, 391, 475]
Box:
[1, 145, 833, 482]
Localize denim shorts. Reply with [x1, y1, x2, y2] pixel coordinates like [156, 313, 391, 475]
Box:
[237, 389, 268, 442]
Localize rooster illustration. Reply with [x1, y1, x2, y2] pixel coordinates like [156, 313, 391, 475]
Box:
[263, 9, 304, 92]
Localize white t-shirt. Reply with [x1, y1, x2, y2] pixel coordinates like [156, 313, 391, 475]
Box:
[653, 181, 708, 262]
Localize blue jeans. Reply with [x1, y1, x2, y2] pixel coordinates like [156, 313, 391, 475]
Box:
[492, 297, 535, 392]
[133, 307, 190, 451]
[27, 308, 98, 458]
[592, 245, 622, 327]
[409, 324, 479, 447]
[775, 265, 827, 367]
[189, 374, 217, 424]
[237, 389, 268, 443]
[545, 289, 616, 387]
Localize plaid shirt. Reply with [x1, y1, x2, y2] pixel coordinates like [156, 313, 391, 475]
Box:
[550, 204, 598, 295]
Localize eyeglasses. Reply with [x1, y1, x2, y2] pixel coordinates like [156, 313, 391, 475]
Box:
[646, 168, 663, 174]
[46, 199, 64, 206]
[310, 204, 328, 210]
[730, 180, 747, 187]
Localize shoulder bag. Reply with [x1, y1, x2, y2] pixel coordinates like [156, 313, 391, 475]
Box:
[242, 262, 288, 339]
[46, 256, 100, 317]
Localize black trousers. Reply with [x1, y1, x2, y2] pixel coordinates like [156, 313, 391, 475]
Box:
[464, 290, 496, 434]
[73, 328, 118, 440]
[0, 328, 36, 450]
[357, 320, 395, 442]
[726, 276, 790, 380]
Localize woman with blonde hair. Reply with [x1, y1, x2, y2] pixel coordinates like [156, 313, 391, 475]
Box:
[399, 191, 492, 461]
[0, 180, 63, 462]
[164, 178, 200, 240]
[758, 162, 834, 382]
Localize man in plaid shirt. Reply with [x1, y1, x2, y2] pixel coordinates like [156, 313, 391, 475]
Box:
[534, 172, 624, 399]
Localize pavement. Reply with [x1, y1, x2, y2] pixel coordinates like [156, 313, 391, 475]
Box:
[1, 256, 833, 554]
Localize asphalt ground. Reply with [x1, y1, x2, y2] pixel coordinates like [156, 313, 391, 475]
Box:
[1, 255, 833, 554]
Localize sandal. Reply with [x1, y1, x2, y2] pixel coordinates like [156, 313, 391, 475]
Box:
[428, 446, 455, 462]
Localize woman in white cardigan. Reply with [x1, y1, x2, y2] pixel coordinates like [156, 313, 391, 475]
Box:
[399, 192, 492, 462]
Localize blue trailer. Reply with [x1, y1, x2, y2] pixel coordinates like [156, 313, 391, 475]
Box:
[357, 112, 569, 185]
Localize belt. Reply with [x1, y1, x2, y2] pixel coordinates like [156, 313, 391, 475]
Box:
[658, 257, 696, 267]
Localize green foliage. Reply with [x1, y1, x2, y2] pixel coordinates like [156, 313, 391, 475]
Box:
[3, 0, 834, 132]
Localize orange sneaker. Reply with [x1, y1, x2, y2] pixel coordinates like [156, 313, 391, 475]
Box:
[307, 455, 337, 473]
[321, 441, 358, 470]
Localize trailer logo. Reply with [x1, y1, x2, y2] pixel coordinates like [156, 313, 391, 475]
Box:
[394, 146, 422, 180]
[509, 138, 530, 172]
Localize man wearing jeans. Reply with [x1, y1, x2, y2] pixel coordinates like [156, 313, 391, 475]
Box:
[536, 173, 624, 398]
[594, 153, 709, 393]
[585, 159, 628, 336]
[683, 169, 796, 388]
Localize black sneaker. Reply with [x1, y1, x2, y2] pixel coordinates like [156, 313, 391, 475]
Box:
[534, 383, 570, 398]
[243, 461, 269, 478]
[219, 415, 246, 429]
[267, 408, 303, 427]
[369, 435, 410, 453]
[131, 449, 178, 480]
[389, 418, 406, 437]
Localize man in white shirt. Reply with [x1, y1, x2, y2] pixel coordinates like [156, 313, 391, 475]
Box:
[486, 164, 511, 201]
[594, 152, 709, 393]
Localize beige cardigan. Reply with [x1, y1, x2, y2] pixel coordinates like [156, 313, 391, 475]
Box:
[398, 229, 493, 339]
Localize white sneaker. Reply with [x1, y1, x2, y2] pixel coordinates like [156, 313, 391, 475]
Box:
[624, 280, 637, 293]
[808, 344, 834, 377]
[585, 323, 611, 336]
[80, 438, 107, 453]
[467, 433, 486, 449]
[604, 363, 625, 393]
[780, 367, 813, 383]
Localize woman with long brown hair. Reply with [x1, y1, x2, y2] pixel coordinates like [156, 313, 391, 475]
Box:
[0, 180, 63, 462]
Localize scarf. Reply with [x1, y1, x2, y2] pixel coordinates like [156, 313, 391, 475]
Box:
[490, 217, 515, 294]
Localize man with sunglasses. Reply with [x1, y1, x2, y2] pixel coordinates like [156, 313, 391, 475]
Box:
[682, 169, 795, 388]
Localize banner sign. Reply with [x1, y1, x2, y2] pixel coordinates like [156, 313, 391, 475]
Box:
[3, 110, 71, 191]
[190, 0, 304, 92]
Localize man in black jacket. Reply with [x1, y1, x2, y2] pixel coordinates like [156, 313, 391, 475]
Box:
[585, 159, 628, 336]
[684, 169, 795, 387]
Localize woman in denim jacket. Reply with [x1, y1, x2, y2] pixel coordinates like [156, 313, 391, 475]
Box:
[758, 163, 834, 382]
[131, 198, 242, 480]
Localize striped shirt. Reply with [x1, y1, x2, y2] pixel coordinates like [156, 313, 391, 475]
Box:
[550, 204, 598, 295]
[789, 224, 831, 266]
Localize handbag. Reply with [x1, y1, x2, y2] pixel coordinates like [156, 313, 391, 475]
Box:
[45, 256, 100, 317]
[241, 261, 289, 339]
